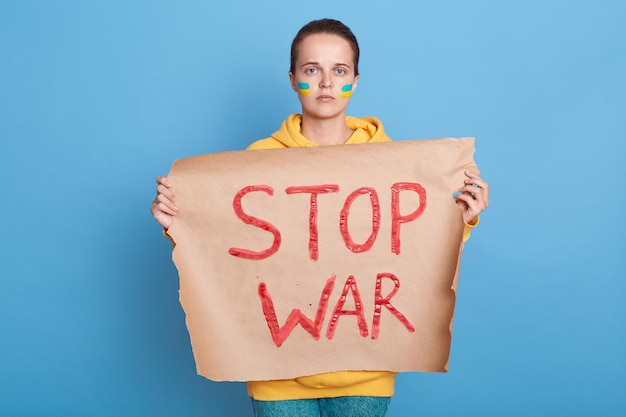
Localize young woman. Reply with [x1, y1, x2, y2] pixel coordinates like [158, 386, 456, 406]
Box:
[151, 18, 489, 417]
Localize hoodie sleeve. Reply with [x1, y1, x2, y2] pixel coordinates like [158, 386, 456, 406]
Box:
[462, 216, 479, 244]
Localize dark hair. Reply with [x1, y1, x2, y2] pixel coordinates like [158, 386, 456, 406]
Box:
[290, 18, 360, 76]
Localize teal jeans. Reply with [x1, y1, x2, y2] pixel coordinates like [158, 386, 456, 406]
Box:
[252, 396, 391, 417]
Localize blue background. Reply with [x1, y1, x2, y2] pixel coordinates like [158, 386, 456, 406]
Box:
[1, 1, 624, 416]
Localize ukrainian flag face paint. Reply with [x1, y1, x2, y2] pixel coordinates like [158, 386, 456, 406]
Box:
[341, 84, 353, 98]
[297, 82, 311, 96]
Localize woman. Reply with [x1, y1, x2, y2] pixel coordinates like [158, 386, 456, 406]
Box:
[151, 18, 489, 417]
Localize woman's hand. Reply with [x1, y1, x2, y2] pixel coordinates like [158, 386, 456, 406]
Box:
[150, 176, 177, 230]
[455, 170, 489, 224]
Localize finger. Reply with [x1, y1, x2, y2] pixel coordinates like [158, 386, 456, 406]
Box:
[464, 171, 489, 189]
[455, 192, 478, 207]
[157, 202, 177, 216]
[155, 175, 172, 188]
[472, 188, 489, 209]
[458, 184, 484, 201]
[150, 196, 177, 217]
[454, 197, 468, 211]
[463, 177, 488, 191]
[459, 188, 487, 210]
[464, 170, 482, 180]
[157, 183, 177, 202]
[458, 189, 488, 215]
[151, 201, 177, 218]
[460, 181, 489, 207]
[156, 193, 178, 212]
[455, 193, 481, 220]
[460, 177, 488, 195]
[153, 211, 173, 230]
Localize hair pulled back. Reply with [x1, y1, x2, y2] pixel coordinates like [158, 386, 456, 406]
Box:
[290, 18, 360, 76]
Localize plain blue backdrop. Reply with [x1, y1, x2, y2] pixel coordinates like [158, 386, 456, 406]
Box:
[1, 1, 624, 416]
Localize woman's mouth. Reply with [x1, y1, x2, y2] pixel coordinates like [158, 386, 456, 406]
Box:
[316, 95, 335, 102]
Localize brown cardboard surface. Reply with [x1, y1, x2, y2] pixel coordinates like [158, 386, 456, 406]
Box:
[167, 138, 477, 382]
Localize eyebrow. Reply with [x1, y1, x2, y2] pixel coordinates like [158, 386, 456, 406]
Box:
[300, 61, 352, 69]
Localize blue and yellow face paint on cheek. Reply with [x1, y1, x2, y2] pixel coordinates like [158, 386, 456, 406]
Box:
[341, 84, 353, 98]
[297, 82, 310, 96]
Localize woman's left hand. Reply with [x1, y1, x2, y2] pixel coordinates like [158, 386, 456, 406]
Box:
[455, 170, 490, 223]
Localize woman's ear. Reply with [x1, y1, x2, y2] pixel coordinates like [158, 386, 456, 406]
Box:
[352, 74, 360, 94]
[289, 71, 297, 92]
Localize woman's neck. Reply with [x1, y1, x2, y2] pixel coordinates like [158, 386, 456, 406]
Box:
[300, 113, 354, 146]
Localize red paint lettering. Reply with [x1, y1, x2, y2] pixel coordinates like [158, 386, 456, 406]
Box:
[391, 182, 427, 255]
[339, 187, 380, 253]
[258, 276, 336, 347]
[326, 275, 369, 339]
[371, 272, 415, 339]
[285, 185, 340, 261]
[229, 185, 281, 260]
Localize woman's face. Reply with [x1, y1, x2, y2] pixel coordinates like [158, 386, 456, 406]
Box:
[290, 33, 359, 120]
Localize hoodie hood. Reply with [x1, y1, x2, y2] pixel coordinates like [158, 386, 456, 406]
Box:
[247, 114, 391, 150]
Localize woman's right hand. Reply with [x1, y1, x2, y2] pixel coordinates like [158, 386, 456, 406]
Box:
[150, 176, 177, 230]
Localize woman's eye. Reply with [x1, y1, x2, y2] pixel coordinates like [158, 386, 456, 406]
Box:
[336, 69, 346, 75]
[306, 68, 317, 74]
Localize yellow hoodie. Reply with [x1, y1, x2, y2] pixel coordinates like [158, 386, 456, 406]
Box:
[247, 113, 391, 149]
[244, 114, 477, 401]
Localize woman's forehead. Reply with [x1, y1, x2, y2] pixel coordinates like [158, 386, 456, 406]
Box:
[296, 34, 355, 66]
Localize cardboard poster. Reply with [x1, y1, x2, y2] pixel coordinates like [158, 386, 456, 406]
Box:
[166, 138, 477, 382]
